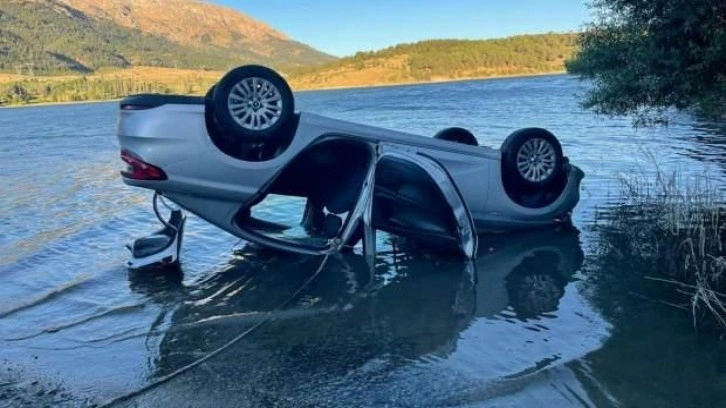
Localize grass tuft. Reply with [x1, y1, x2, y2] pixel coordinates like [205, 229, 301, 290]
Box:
[603, 158, 726, 329]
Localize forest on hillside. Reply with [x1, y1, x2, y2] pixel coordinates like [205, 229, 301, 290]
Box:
[368, 34, 574, 78]
[289, 33, 577, 87]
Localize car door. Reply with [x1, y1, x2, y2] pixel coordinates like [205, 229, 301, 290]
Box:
[369, 143, 478, 259]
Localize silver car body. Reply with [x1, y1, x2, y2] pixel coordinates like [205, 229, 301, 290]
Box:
[118, 100, 583, 258]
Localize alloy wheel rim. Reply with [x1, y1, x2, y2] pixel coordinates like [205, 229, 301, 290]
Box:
[516, 138, 556, 183]
[228, 77, 283, 131]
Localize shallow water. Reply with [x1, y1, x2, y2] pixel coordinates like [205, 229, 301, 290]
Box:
[1, 75, 725, 407]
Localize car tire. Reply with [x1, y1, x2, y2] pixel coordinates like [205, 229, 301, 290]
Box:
[501, 128, 563, 188]
[434, 127, 478, 146]
[212, 65, 295, 143]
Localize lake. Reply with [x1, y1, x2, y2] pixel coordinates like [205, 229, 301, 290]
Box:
[1, 74, 726, 407]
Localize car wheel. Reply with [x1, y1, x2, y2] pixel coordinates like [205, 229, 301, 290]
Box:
[509, 273, 564, 318]
[501, 128, 563, 188]
[205, 84, 216, 99]
[434, 127, 478, 146]
[212, 65, 295, 142]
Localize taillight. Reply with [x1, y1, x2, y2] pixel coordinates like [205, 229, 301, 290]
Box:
[120, 104, 153, 111]
[120, 149, 167, 181]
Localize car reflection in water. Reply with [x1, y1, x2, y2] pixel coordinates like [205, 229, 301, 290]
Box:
[128, 226, 584, 404]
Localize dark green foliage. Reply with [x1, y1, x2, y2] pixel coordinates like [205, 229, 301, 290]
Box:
[0, 0, 330, 75]
[290, 33, 577, 80]
[402, 34, 576, 80]
[566, 0, 726, 122]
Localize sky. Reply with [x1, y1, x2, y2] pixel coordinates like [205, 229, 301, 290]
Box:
[215, 1, 592, 57]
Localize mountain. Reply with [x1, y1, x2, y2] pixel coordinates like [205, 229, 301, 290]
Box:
[0, 0, 334, 75]
[57, 0, 332, 66]
[289, 33, 577, 89]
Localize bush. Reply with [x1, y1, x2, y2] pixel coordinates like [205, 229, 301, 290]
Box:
[567, 0, 726, 123]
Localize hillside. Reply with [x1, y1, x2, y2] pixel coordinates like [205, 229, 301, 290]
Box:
[289, 33, 577, 89]
[1, 33, 579, 106]
[0, 0, 334, 75]
[58, 0, 333, 67]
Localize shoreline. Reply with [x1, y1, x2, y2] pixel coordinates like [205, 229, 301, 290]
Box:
[294, 70, 567, 93]
[0, 71, 567, 109]
[0, 98, 122, 109]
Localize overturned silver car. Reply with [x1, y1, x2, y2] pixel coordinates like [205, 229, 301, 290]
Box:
[118, 65, 583, 267]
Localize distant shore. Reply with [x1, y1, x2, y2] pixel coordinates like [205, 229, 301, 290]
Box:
[294, 70, 567, 92]
[0, 70, 567, 109]
[0, 98, 123, 109]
